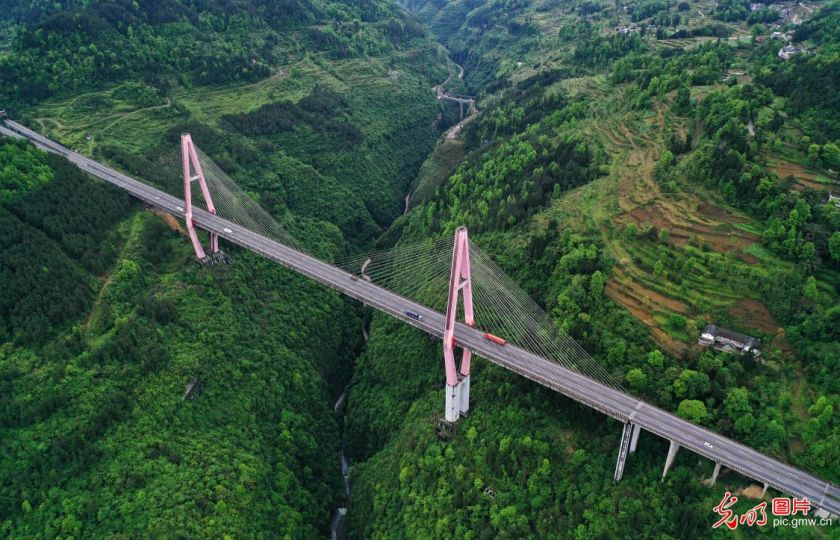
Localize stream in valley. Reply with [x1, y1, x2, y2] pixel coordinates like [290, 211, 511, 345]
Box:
[329, 57, 469, 539]
[330, 385, 350, 540]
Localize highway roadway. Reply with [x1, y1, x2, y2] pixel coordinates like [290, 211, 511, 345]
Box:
[3, 118, 839, 516]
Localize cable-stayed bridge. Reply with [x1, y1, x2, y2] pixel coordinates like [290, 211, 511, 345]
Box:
[2, 116, 839, 517]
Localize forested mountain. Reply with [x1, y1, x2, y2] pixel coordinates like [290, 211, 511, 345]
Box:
[344, 0, 840, 537]
[2, 0, 839, 536]
[1, 138, 365, 536]
[0, 0, 428, 105]
[0, 0, 446, 537]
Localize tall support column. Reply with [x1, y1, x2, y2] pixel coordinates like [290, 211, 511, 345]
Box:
[709, 463, 722, 485]
[459, 374, 470, 416]
[443, 226, 475, 422]
[614, 422, 633, 482]
[662, 441, 680, 480]
[444, 383, 460, 423]
[182, 133, 219, 260]
[629, 424, 641, 453]
[761, 483, 768, 498]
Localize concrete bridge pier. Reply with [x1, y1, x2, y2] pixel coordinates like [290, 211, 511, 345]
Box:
[614, 422, 634, 481]
[459, 101, 464, 120]
[662, 441, 680, 480]
[444, 374, 471, 422]
[761, 482, 768, 498]
[459, 374, 470, 415]
[815, 485, 838, 519]
[445, 382, 461, 422]
[815, 508, 838, 519]
[629, 423, 641, 453]
[709, 462, 722, 485]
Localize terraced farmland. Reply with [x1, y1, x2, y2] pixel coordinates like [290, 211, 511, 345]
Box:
[552, 83, 801, 358]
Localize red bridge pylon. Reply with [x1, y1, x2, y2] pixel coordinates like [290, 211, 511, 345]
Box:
[181, 133, 219, 261]
[443, 226, 474, 422]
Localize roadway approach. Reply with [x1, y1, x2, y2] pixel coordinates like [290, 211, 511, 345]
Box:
[2, 117, 839, 517]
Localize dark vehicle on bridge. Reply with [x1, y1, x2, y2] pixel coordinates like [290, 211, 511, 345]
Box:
[405, 310, 423, 321]
[484, 333, 508, 346]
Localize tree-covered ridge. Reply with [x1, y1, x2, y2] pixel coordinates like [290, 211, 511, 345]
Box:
[222, 86, 364, 147]
[0, 140, 365, 537]
[403, 0, 652, 93]
[613, 42, 735, 96]
[421, 95, 602, 233]
[793, 0, 840, 46]
[0, 138, 54, 203]
[0, 0, 84, 27]
[682, 84, 837, 265]
[0, 0, 428, 106]
[754, 2, 840, 142]
[400, 0, 742, 97]
[0, 146, 132, 344]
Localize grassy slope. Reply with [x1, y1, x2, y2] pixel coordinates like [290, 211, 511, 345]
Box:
[22, 46, 445, 234]
[560, 87, 796, 356]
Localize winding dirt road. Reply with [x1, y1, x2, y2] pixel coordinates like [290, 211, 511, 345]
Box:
[434, 60, 478, 140]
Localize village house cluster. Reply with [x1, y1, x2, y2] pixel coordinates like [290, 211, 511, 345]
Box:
[698, 325, 763, 359]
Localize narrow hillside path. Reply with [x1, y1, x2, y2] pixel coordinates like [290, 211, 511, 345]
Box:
[99, 98, 173, 134]
[82, 214, 145, 334]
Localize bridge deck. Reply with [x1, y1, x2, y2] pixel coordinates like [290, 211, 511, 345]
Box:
[4, 119, 839, 515]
